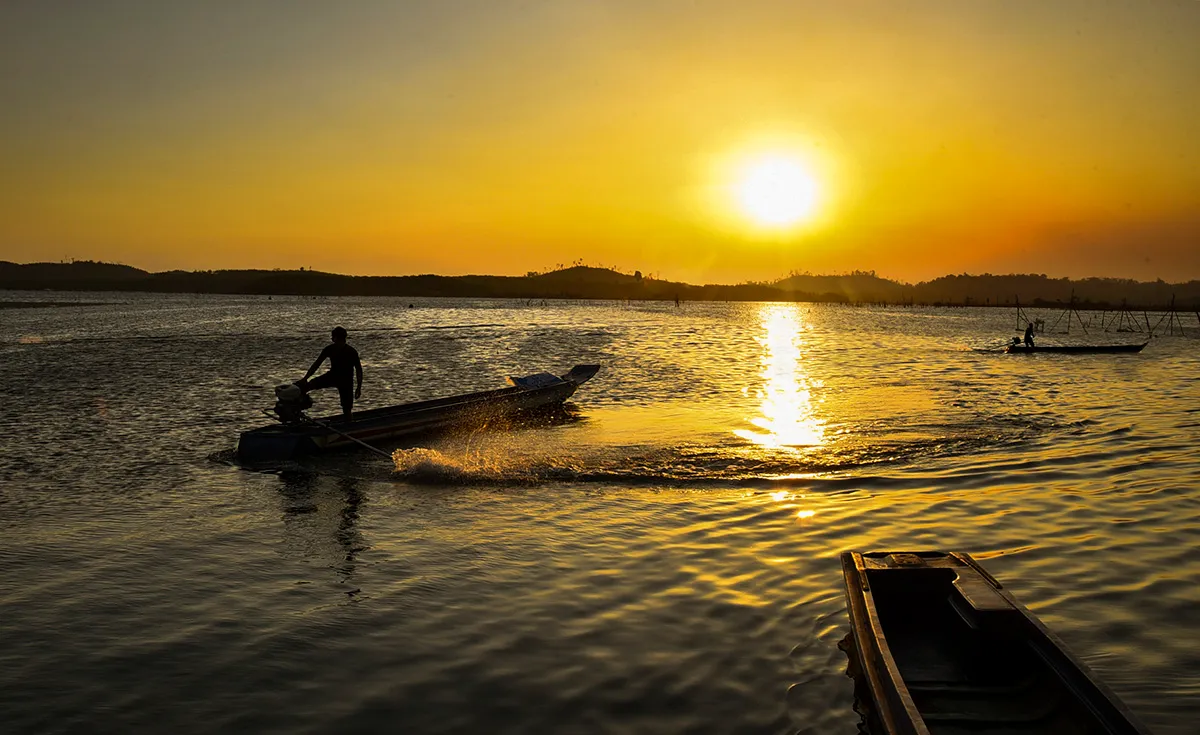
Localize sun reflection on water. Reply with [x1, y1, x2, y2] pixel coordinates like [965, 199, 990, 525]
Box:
[734, 305, 825, 449]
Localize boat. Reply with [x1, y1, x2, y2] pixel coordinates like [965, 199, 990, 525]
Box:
[237, 364, 600, 462]
[840, 551, 1151, 735]
[1004, 342, 1148, 354]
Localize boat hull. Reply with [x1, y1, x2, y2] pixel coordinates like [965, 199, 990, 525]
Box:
[1005, 342, 1147, 354]
[840, 551, 1150, 735]
[237, 365, 598, 462]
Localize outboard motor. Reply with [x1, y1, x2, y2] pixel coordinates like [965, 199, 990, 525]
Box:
[273, 382, 313, 424]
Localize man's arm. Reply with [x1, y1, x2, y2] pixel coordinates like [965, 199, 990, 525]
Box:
[303, 346, 329, 380]
[354, 355, 363, 399]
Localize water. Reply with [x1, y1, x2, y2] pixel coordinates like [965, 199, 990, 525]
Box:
[2, 292, 1197, 734]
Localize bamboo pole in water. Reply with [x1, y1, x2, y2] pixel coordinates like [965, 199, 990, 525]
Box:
[305, 416, 393, 460]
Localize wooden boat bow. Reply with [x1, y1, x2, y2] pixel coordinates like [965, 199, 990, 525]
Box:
[839, 550, 1152, 734]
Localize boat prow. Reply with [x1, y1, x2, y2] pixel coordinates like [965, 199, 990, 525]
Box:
[840, 550, 1151, 734]
[236, 364, 601, 463]
[562, 363, 600, 385]
[504, 364, 600, 390]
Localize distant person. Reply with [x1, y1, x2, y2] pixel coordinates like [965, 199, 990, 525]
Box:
[1024, 322, 1035, 348]
[300, 326, 363, 419]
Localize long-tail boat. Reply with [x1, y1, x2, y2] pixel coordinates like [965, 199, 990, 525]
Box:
[237, 364, 599, 462]
[1004, 342, 1148, 354]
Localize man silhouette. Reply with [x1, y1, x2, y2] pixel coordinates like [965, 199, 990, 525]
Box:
[301, 326, 363, 419]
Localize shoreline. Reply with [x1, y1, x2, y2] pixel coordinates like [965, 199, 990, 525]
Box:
[2, 262, 1198, 312]
[3, 287, 1197, 314]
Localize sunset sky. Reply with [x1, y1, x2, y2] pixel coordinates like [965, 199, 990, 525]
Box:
[2, 1, 1198, 283]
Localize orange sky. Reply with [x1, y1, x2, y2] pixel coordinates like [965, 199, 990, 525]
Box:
[1, 2, 1198, 283]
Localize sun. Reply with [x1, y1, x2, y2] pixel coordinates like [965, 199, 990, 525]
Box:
[734, 154, 820, 228]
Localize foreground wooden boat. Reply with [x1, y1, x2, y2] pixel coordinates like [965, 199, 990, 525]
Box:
[840, 551, 1151, 735]
[1005, 342, 1148, 354]
[237, 364, 599, 462]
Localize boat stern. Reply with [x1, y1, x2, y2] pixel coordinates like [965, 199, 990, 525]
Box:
[236, 428, 311, 463]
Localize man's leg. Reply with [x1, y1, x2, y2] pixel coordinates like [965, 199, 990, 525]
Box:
[336, 381, 354, 420]
[304, 372, 339, 393]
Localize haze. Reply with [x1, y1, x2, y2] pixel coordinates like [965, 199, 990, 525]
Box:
[2, 1, 1198, 283]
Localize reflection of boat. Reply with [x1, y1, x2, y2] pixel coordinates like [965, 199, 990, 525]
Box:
[1005, 342, 1147, 354]
[237, 364, 599, 462]
[840, 551, 1150, 735]
[277, 472, 365, 588]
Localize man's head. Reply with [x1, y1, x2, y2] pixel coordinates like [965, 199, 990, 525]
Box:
[332, 326, 348, 343]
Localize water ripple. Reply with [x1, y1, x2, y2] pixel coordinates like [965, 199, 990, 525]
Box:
[1, 296, 1197, 734]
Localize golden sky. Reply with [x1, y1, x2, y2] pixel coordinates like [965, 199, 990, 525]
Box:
[2, 1, 1198, 283]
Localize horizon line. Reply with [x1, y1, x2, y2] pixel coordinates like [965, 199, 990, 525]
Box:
[4, 258, 1199, 289]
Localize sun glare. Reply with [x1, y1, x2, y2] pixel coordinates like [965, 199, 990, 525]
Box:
[734, 155, 819, 228]
[734, 304, 825, 449]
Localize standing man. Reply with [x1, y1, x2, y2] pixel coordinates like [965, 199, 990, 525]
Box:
[301, 326, 363, 419]
[1024, 322, 1036, 348]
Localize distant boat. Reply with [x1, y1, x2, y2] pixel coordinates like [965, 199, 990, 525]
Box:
[237, 364, 600, 462]
[840, 551, 1151, 735]
[1005, 342, 1148, 354]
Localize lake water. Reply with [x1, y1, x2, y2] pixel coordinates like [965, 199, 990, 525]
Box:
[2, 292, 1197, 734]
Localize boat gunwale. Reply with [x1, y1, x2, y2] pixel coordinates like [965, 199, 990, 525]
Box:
[980, 567, 1152, 733]
[244, 381, 571, 437]
[841, 550, 933, 735]
[311, 383, 577, 447]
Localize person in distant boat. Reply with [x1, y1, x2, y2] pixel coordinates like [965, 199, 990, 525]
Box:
[300, 326, 363, 419]
[1024, 322, 1035, 348]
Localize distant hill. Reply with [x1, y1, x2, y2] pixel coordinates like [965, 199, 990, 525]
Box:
[909, 273, 1200, 309]
[1, 260, 1197, 309]
[0, 261, 829, 302]
[778, 270, 1200, 309]
[0, 260, 148, 287]
[533, 266, 642, 286]
[776, 272, 908, 303]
